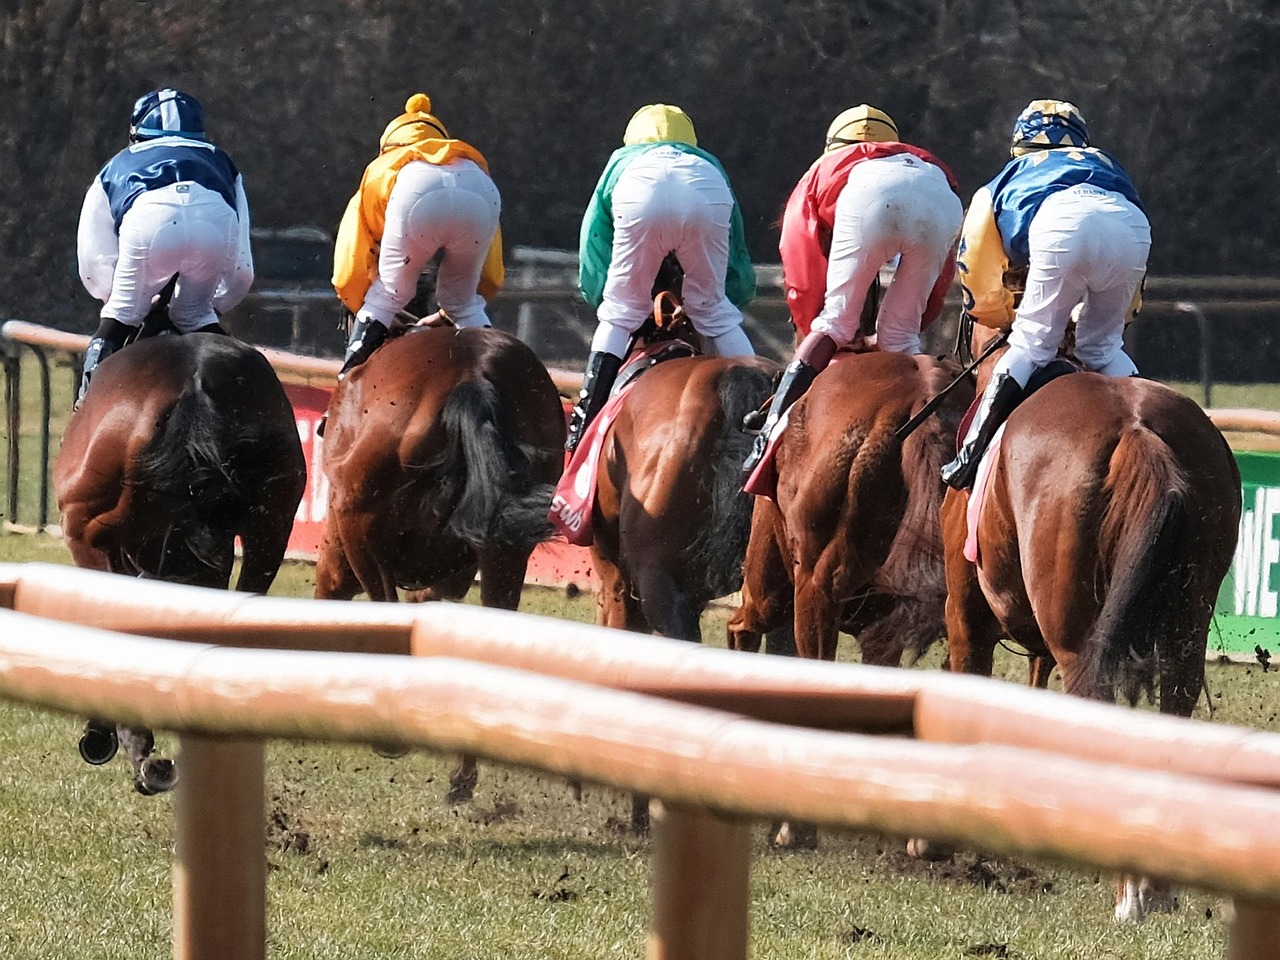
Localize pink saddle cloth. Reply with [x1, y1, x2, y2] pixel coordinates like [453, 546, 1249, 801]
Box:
[963, 422, 1007, 565]
[548, 341, 694, 546]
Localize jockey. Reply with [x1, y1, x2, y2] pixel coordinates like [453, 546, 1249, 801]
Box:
[332, 93, 503, 378]
[743, 104, 962, 473]
[567, 104, 757, 453]
[75, 88, 253, 409]
[941, 99, 1150, 489]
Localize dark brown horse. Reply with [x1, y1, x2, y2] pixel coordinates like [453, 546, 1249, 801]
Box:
[315, 324, 565, 800]
[54, 331, 307, 793]
[941, 321, 1242, 920]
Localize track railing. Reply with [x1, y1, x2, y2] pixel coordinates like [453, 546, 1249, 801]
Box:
[2, 562, 1280, 960]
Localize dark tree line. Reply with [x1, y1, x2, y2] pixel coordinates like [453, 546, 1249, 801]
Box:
[4, 0, 1278, 325]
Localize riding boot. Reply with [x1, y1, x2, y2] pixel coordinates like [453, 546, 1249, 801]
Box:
[742, 333, 838, 473]
[75, 318, 133, 411]
[565, 351, 623, 454]
[338, 317, 389, 380]
[193, 321, 230, 336]
[940, 372, 1025, 490]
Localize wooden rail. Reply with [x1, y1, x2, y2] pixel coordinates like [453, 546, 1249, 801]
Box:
[2, 563, 1280, 958]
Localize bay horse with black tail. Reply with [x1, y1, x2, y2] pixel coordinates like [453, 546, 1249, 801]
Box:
[941, 318, 1241, 921]
[54, 331, 307, 794]
[315, 324, 565, 801]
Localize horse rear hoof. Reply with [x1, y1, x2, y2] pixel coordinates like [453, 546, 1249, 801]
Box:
[79, 725, 118, 765]
[135, 757, 179, 796]
[372, 742, 411, 759]
[906, 837, 955, 861]
[771, 820, 819, 850]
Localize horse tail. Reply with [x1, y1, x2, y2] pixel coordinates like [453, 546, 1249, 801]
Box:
[1087, 425, 1194, 706]
[417, 378, 554, 552]
[688, 363, 774, 598]
[130, 378, 248, 572]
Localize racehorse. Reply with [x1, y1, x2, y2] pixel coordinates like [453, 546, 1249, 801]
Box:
[941, 317, 1242, 920]
[315, 324, 565, 801]
[726, 348, 971, 848]
[588, 293, 777, 641]
[54, 329, 307, 794]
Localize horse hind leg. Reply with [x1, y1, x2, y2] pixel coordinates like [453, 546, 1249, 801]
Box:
[116, 726, 178, 796]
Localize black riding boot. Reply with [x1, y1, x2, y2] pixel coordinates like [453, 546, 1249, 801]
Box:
[565, 351, 623, 454]
[75, 318, 133, 411]
[338, 317, 389, 380]
[743, 333, 838, 473]
[193, 321, 230, 336]
[940, 372, 1025, 490]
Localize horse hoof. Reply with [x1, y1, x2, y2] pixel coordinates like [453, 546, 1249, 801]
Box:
[79, 726, 118, 765]
[906, 837, 954, 861]
[135, 757, 179, 796]
[446, 782, 475, 805]
[372, 742, 410, 760]
[771, 821, 818, 850]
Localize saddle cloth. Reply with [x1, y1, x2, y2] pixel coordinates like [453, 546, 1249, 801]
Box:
[549, 340, 697, 546]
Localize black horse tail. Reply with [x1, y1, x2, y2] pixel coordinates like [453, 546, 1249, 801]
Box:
[688, 363, 774, 599]
[1086, 425, 1195, 707]
[129, 376, 248, 573]
[416, 378, 555, 552]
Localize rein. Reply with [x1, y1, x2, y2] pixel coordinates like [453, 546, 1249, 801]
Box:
[894, 319, 1010, 442]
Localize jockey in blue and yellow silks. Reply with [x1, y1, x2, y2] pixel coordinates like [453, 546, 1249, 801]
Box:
[941, 99, 1150, 490]
[332, 93, 504, 378]
[566, 104, 757, 453]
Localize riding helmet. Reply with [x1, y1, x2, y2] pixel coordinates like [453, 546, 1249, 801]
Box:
[824, 105, 899, 151]
[623, 104, 698, 147]
[380, 93, 450, 151]
[129, 88, 207, 142]
[1010, 99, 1089, 156]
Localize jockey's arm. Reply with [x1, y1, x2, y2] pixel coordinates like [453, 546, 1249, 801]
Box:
[331, 191, 372, 314]
[957, 186, 1015, 328]
[477, 224, 504, 301]
[76, 177, 118, 303]
[213, 174, 255, 314]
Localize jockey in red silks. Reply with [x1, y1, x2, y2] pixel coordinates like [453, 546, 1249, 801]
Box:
[743, 104, 962, 473]
[566, 104, 758, 453]
[940, 99, 1150, 490]
[75, 88, 253, 409]
[332, 93, 504, 378]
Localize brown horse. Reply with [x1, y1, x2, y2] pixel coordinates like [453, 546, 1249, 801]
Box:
[54, 332, 307, 793]
[590, 338, 777, 641]
[941, 320, 1242, 920]
[315, 324, 565, 800]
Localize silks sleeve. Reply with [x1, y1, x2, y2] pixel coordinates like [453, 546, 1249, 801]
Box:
[922, 241, 957, 328]
[477, 225, 505, 301]
[577, 167, 614, 307]
[777, 177, 826, 337]
[331, 191, 377, 314]
[957, 186, 1014, 329]
[724, 199, 757, 307]
[214, 174, 255, 314]
[76, 178, 118, 303]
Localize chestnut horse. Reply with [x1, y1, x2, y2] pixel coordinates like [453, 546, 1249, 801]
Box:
[590, 333, 777, 641]
[315, 324, 565, 800]
[941, 320, 1241, 920]
[54, 331, 307, 794]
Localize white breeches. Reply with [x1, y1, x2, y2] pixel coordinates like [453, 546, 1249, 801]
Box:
[104, 184, 238, 331]
[1001, 184, 1151, 383]
[360, 159, 501, 329]
[595, 146, 748, 351]
[811, 154, 962, 354]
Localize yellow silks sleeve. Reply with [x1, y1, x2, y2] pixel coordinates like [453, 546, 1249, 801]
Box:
[332, 192, 378, 315]
[1126, 273, 1145, 322]
[478, 225, 505, 301]
[957, 187, 1015, 329]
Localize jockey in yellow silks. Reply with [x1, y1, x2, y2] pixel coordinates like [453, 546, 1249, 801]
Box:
[332, 93, 504, 377]
[941, 99, 1150, 489]
[565, 104, 757, 453]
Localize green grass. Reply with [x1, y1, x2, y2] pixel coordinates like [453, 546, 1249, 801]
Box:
[4, 534, 1279, 958]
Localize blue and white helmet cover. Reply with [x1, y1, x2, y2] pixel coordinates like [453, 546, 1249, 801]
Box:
[129, 88, 207, 141]
[1010, 99, 1089, 151]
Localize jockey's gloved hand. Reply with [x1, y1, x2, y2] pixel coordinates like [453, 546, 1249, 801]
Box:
[742, 407, 767, 433]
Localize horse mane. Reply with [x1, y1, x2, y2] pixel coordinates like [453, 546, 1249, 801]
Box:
[685, 363, 774, 598]
[1087, 423, 1194, 705]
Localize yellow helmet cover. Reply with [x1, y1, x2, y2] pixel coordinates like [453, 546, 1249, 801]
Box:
[379, 93, 450, 152]
[623, 104, 698, 147]
[825, 104, 899, 151]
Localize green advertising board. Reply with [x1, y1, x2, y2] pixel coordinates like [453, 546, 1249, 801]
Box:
[1214, 451, 1280, 658]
